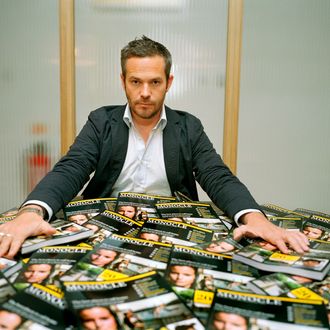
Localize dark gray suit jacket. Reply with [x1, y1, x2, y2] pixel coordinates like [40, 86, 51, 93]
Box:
[26, 105, 260, 219]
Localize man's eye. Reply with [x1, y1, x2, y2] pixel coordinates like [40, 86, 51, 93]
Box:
[153, 80, 160, 85]
[131, 80, 139, 85]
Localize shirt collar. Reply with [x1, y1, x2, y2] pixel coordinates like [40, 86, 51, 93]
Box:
[123, 104, 167, 130]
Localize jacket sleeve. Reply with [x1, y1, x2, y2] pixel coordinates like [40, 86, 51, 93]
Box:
[24, 109, 107, 214]
[188, 115, 261, 219]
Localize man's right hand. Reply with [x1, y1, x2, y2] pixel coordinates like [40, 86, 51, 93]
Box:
[0, 207, 56, 259]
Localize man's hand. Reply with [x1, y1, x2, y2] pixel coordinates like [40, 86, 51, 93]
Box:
[233, 212, 310, 254]
[0, 206, 56, 259]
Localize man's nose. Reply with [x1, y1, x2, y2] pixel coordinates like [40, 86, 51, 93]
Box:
[141, 83, 151, 98]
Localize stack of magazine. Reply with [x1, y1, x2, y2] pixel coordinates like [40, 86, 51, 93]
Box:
[0, 196, 329, 329]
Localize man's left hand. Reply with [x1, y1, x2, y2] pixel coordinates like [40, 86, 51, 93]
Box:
[233, 212, 309, 254]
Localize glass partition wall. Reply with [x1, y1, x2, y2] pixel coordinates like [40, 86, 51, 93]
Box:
[0, 1, 60, 211]
[239, 0, 330, 212]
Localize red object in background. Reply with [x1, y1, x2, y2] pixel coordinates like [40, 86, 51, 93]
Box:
[27, 152, 51, 192]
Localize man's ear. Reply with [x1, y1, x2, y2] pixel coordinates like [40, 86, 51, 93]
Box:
[166, 74, 174, 92]
[120, 73, 126, 89]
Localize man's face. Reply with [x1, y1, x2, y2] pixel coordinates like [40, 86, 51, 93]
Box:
[118, 206, 136, 219]
[121, 56, 173, 124]
[0, 310, 22, 330]
[80, 307, 117, 330]
[213, 312, 247, 330]
[168, 265, 196, 288]
[303, 226, 323, 239]
[24, 264, 52, 283]
[90, 249, 117, 267]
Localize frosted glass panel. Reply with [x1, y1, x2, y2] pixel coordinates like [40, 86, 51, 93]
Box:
[0, 1, 60, 211]
[239, 0, 330, 212]
[75, 0, 228, 200]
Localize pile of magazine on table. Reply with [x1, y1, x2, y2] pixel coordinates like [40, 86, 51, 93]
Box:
[0, 191, 329, 329]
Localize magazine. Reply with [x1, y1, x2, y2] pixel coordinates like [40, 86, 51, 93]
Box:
[0, 283, 70, 329]
[63, 197, 116, 224]
[13, 245, 91, 292]
[79, 210, 142, 247]
[63, 271, 205, 330]
[207, 288, 329, 329]
[21, 219, 94, 254]
[165, 244, 257, 325]
[247, 272, 325, 302]
[233, 239, 330, 280]
[155, 201, 231, 233]
[60, 234, 172, 282]
[0, 272, 16, 304]
[138, 217, 214, 246]
[294, 207, 330, 219]
[0, 206, 19, 218]
[0, 257, 22, 278]
[268, 216, 303, 231]
[302, 214, 330, 241]
[115, 191, 176, 223]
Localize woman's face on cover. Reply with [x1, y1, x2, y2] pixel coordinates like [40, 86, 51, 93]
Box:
[24, 264, 52, 283]
[168, 265, 196, 288]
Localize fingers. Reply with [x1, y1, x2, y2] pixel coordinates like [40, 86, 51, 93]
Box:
[0, 233, 21, 259]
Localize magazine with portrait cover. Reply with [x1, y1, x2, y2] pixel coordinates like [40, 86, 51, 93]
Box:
[0, 272, 16, 304]
[63, 197, 117, 224]
[0, 283, 70, 329]
[233, 239, 330, 280]
[138, 217, 214, 246]
[78, 210, 142, 247]
[164, 244, 259, 325]
[20, 219, 94, 254]
[268, 216, 303, 231]
[155, 201, 231, 233]
[0, 206, 19, 218]
[207, 288, 329, 330]
[115, 191, 176, 223]
[246, 272, 326, 302]
[260, 203, 307, 218]
[12, 245, 92, 292]
[60, 234, 172, 282]
[301, 214, 330, 241]
[0, 257, 22, 278]
[293, 207, 330, 219]
[63, 271, 205, 330]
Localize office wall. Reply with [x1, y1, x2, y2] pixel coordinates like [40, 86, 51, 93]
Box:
[238, 0, 330, 212]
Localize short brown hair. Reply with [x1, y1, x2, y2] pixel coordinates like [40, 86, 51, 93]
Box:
[121, 35, 172, 80]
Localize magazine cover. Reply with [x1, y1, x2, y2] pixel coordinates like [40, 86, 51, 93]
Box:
[302, 215, 330, 241]
[13, 245, 91, 292]
[21, 219, 94, 254]
[247, 272, 325, 302]
[293, 207, 330, 219]
[79, 210, 142, 247]
[63, 271, 205, 330]
[63, 197, 117, 224]
[165, 244, 257, 325]
[0, 272, 16, 304]
[268, 216, 303, 231]
[115, 191, 176, 223]
[138, 217, 214, 246]
[60, 234, 172, 282]
[233, 239, 330, 280]
[207, 288, 329, 330]
[0, 284, 70, 329]
[0, 206, 19, 218]
[155, 201, 231, 233]
[0, 257, 22, 278]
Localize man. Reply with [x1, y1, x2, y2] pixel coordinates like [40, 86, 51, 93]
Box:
[117, 205, 137, 219]
[168, 265, 197, 289]
[79, 306, 118, 330]
[0, 36, 309, 258]
[302, 225, 324, 239]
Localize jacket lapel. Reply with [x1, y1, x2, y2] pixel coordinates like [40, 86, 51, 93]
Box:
[163, 107, 181, 191]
